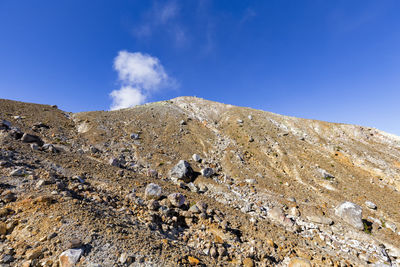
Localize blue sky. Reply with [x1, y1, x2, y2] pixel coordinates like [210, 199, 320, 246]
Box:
[1, 1, 399, 135]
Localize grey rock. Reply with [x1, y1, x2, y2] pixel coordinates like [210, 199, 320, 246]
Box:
[335, 201, 363, 230]
[189, 204, 201, 213]
[365, 201, 377, 210]
[195, 201, 208, 213]
[109, 157, 120, 167]
[30, 143, 39, 150]
[170, 160, 194, 182]
[307, 215, 333, 225]
[0, 120, 11, 130]
[21, 133, 43, 146]
[201, 168, 214, 178]
[130, 133, 140, 140]
[43, 143, 58, 153]
[168, 193, 186, 208]
[144, 183, 162, 200]
[10, 168, 26, 176]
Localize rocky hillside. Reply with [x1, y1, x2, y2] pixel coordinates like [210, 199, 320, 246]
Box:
[0, 97, 400, 266]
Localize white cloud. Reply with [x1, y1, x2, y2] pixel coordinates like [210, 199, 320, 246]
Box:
[109, 51, 174, 110]
[109, 86, 146, 110]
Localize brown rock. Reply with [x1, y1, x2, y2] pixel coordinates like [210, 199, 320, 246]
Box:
[188, 256, 200, 265]
[26, 247, 42, 260]
[288, 257, 312, 267]
[243, 257, 254, 267]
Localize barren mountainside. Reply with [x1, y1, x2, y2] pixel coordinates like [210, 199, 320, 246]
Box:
[0, 97, 400, 266]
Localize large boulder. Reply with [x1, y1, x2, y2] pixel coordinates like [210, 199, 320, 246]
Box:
[170, 160, 194, 182]
[335, 201, 363, 230]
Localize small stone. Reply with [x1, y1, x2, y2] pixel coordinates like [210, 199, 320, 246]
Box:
[306, 215, 333, 225]
[2, 255, 14, 263]
[192, 154, 201, 162]
[210, 247, 218, 258]
[335, 201, 363, 230]
[144, 183, 162, 200]
[288, 257, 312, 267]
[245, 179, 257, 184]
[168, 193, 186, 208]
[188, 256, 199, 265]
[237, 119, 244, 124]
[180, 120, 186, 125]
[187, 182, 199, 193]
[67, 238, 82, 249]
[130, 133, 140, 140]
[10, 168, 26, 176]
[385, 221, 397, 232]
[109, 158, 120, 167]
[0, 222, 7, 235]
[189, 204, 201, 213]
[25, 248, 42, 260]
[248, 115, 253, 120]
[201, 168, 214, 178]
[268, 206, 284, 221]
[146, 169, 158, 178]
[242, 257, 254, 267]
[30, 143, 39, 150]
[196, 201, 208, 213]
[59, 249, 83, 267]
[147, 199, 160, 211]
[365, 201, 377, 210]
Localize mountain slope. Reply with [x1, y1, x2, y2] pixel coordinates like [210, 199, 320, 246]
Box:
[0, 97, 400, 266]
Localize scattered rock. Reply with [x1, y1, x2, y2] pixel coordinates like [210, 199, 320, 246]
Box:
[192, 154, 201, 162]
[21, 133, 43, 146]
[145, 183, 162, 200]
[242, 257, 254, 267]
[288, 257, 312, 267]
[335, 201, 363, 230]
[201, 168, 214, 178]
[365, 201, 377, 210]
[67, 238, 83, 249]
[188, 256, 199, 265]
[10, 168, 26, 176]
[170, 160, 194, 182]
[306, 215, 333, 225]
[25, 248, 42, 260]
[59, 249, 83, 267]
[130, 133, 140, 140]
[168, 193, 186, 208]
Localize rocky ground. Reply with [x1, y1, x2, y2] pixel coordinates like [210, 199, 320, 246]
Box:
[0, 97, 400, 266]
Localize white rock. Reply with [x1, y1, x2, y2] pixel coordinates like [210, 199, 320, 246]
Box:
[335, 201, 363, 230]
[59, 249, 83, 267]
[365, 201, 377, 210]
[192, 154, 201, 162]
